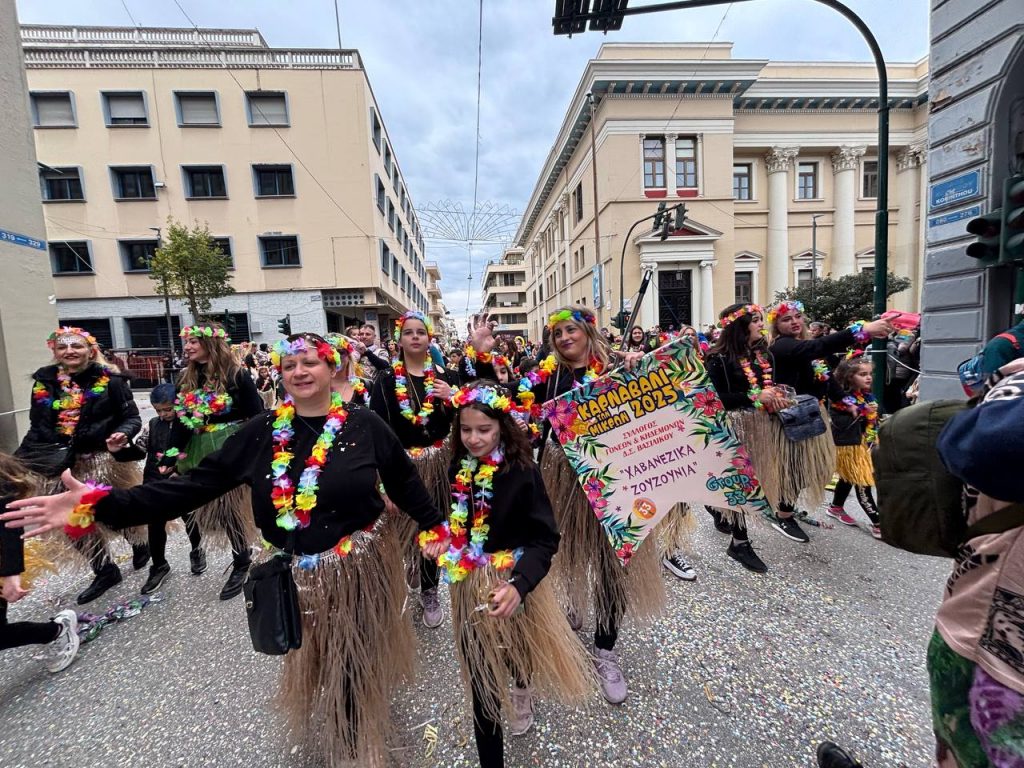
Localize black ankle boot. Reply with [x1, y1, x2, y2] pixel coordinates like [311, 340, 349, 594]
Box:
[219, 562, 250, 600]
[77, 564, 123, 605]
[132, 544, 151, 571]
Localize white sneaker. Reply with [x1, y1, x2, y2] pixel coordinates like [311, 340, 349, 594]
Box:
[47, 609, 80, 673]
[508, 685, 534, 736]
[662, 553, 697, 581]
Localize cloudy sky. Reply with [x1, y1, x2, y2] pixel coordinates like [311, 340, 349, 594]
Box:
[17, 0, 930, 325]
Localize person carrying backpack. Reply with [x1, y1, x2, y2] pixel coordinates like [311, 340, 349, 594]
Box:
[930, 358, 1024, 767]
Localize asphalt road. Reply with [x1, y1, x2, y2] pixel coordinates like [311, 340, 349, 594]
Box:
[0, 496, 948, 768]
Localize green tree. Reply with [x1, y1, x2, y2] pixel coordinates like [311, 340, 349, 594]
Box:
[773, 271, 911, 329]
[149, 219, 234, 322]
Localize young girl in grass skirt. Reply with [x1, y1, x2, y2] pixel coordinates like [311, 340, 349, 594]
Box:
[429, 381, 593, 767]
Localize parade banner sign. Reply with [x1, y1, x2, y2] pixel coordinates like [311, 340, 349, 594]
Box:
[544, 339, 770, 565]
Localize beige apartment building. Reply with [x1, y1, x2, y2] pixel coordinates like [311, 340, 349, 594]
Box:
[22, 24, 435, 350]
[481, 247, 529, 339]
[515, 43, 929, 339]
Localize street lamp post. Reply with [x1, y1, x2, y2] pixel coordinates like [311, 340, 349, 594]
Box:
[619, 203, 685, 331]
[554, 0, 891, 404]
[811, 213, 823, 304]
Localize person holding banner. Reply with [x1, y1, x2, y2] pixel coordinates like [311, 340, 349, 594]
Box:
[766, 301, 891, 543]
[515, 306, 662, 705]
[432, 381, 593, 768]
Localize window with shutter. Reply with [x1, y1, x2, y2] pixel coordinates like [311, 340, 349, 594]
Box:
[177, 93, 220, 126]
[32, 93, 76, 127]
[247, 92, 289, 126]
[104, 92, 148, 126]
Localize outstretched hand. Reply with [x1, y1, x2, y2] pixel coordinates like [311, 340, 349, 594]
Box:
[1, 469, 86, 537]
[422, 537, 450, 559]
[467, 313, 496, 356]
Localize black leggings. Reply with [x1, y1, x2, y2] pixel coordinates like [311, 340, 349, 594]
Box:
[832, 482, 880, 523]
[421, 554, 439, 591]
[471, 679, 505, 768]
[0, 598, 60, 651]
[706, 506, 749, 542]
[72, 534, 142, 575]
[148, 512, 203, 568]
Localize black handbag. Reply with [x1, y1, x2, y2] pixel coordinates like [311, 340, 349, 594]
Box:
[775, 394, 827, 442]
[243, 553, 302, 655]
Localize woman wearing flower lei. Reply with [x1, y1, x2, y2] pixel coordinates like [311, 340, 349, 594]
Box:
[171, 323, 265, 601]
[4, 333, 449, 768]
[16, 326, 144, 605]
[369, 310, 457, 629]
[825, 353, 883, 538]
[466, 305, 659, 705]
[431, 381, 592, 767]
[764, 300, 892, 544]
[324, 333, 371, 406]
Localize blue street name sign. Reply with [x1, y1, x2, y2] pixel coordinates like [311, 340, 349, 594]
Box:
[929, 170, 982, 212]
[928, 205, 981, 229]
[0, 227, 46, 251]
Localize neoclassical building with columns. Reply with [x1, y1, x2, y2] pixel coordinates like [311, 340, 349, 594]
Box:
[514, 43, 928, 339]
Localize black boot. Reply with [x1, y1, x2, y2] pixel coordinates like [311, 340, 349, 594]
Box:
[77, 563, 123, 605]
[141, 562, 171, 595]
[219, 562, 250, 600]
[190, 547, 207, 575]
[817, 742, 863, 768]
[132, 544, 151, 571]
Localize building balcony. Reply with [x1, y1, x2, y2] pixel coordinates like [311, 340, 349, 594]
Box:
[23, 46, 360, 70]
[21, 24, 268, 48]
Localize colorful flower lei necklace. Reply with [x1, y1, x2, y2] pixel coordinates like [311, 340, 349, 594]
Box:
[33, 368, 112, 436]
[834, 390, 879, 446]
[812, 359, 831, 383]
[517, 354, 601, 410]
[393, 357, 436, 425]
[174, 384, 231, 431]
[739, 350, 773, 409]
[270, 391, 349, 531]
[437, 447, 519, 583]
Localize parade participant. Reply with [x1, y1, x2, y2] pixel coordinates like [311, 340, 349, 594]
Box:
[16, 326, 145, 604]
[0, 453, 79, 672]
[624, 326, 651, 353]
[512, 306, 658, 704]
[704, 304, 787, 574]
[369, 311, 457, 628]
[435, 381, 593, 767]
[254, 365, 276, 410]
[765, 301, 890, 542]
[3, 333, 449, 768]
[113, 383, 205, 594]
[172, 323, 264, 600]
[826, 355, 882, 537]
[491, 354, 515, 386]
[325, 334, 369, 406]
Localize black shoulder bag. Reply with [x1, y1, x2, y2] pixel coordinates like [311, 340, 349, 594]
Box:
[243, 532, 302, 655]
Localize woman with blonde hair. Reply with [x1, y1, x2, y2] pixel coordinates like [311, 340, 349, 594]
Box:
[324, 334, 370, 406]
[16, 326, 144, 604]
[171, 324, 264, 600]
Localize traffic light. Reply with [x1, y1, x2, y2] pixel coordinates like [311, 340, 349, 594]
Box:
[610, 309, 627, 331]
[965, 209, 1002, 266]
[1002, 174, 1024, 263]
[674, 203, 688, 231]
[651, 201, 671, 241]
[277, 314, 292, 335]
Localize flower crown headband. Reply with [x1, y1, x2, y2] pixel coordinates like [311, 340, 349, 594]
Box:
[270, 336, 341, 371]
[180, 326, 230, 342]
[451, 385, 516, 414]
[766, 300, 805, 327]
[47, 326, 98, 350]
[719, 304, 763, 330]
[393, 311, 434, 342]
[547, 309, 596, 332]
[325, 333, 355, 357]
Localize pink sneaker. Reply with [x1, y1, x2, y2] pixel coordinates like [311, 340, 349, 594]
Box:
[826, 506, 857, 526]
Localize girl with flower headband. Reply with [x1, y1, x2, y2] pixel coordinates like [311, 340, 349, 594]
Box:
[16, 326, 145, 605]
[825, 354, 882, 537]
[436, 380, 593, 767]
[4, 332, 449, 767]
[369, 310, 457, 629]
[468, 306, 659, 705]
[169, 322, 264, 601]
[324, 333, 374, 406]
[764, 301, 892, 544]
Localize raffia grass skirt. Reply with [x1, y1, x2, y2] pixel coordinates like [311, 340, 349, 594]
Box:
[658, 503, 696, 555]
[540, 443, 665, 635]
[277, 516, 415, 768]
[836, 444, 874, 487]
[393, 440, 452, 571]
[451, 565, 596, 724]
[180, 427, 259, 550]
[728, 407, 835, 513]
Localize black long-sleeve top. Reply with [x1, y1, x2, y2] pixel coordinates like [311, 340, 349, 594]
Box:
[453, 460, 560, 600]
[769, 329, 857, 397]
[94, 405, 444, 555]
[705, 350, 775, 412]
[0, 492, 24, 577]
[369, 364, 457, 449]
[115, 415, 190, 482]
[21, 363, 141, 456]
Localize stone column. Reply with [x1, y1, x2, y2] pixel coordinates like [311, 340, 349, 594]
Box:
[664, 133, 678, 196]
[894, 144, 926, 311]
[830, 145, 866, 276]
[639, 260, 658, 330]
[699, 260, 716, 328]
[765, 146, 799, 296]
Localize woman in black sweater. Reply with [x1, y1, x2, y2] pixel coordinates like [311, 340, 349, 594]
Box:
[439, 381, 592, 768]
[765, 301, 891, 543]
[16, 326, 143, 604]
[369, 311, 457, 629]
[171, 324, 265, 600]
[4, 333, 449, 768]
